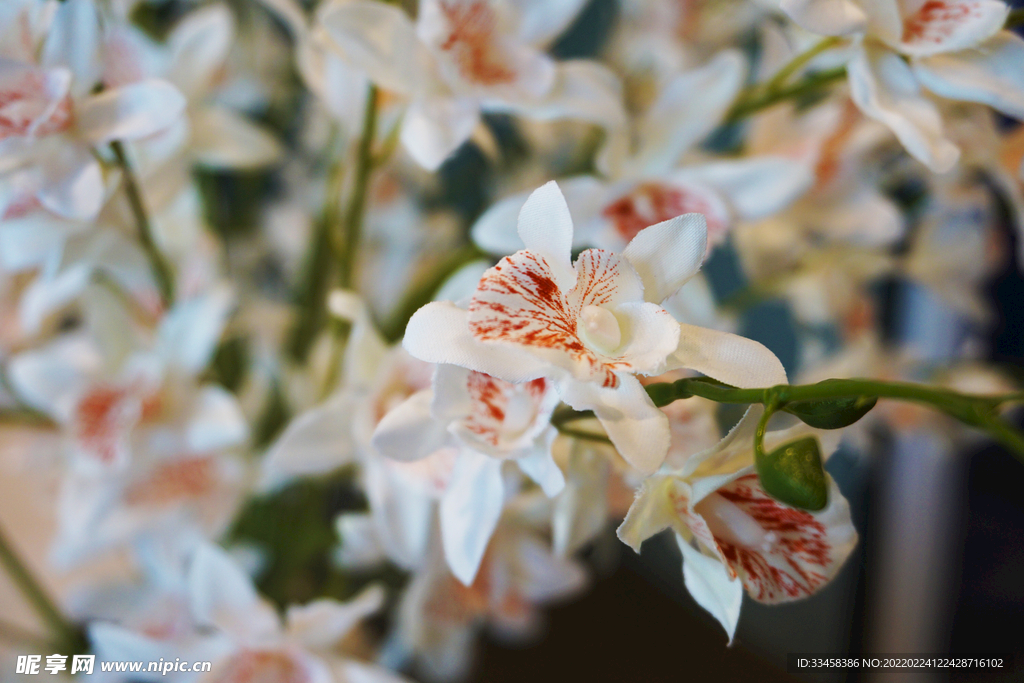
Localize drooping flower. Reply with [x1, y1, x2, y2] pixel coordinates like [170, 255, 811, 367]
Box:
[405, 181, 787, 475]
[617, 419, 858, 641]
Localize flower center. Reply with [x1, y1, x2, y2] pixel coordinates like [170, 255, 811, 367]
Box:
[695, 492, 775, 552]
[579, 305, 622, 354]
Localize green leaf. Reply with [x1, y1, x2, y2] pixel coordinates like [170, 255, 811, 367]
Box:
[756, 437, 828, 511]
[784, 391, 877, 429]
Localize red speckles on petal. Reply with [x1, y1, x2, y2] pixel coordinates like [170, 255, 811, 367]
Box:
[124, 457, 217, 506]
[219, 649, 311, 683]
[712, 473, 834, 602]
[461, 372, 552, 448]
[73, 385, 137, 466]
[668, 485, 737, 579]
[468, 250, 642, 387]
[603, 183, 728, 247]
[0, 69, 74, 141]
[901, 0, 986, 47]
[438, 1, 517, 86]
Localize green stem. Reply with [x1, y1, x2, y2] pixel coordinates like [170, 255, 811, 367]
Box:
[0, 523, 81, 652]
[554, 377, 1024, 464]
[764, 36, 845, 93]
[726, 66, 847, 123]
[379, 244, 487, 343]
[110, 141, 175, 308]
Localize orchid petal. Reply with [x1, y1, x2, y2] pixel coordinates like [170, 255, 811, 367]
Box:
[285, 584, 384, 649]
[77, 79, 186, 144]
[622, 213, 707, 304]
[190, 106, 284, 169]
[677, 534, 743, 643]
[511, 0, 590, 45]
[896, 0, 1008, 57]
[670, 324, 788, 388]
[516, 181, 576, 290]
[186, 385, 248, 452]
[674, 157, 814, 221]
[515, 444, 565, 497]
[399, 96, 480, 171]
[167, 3, 235, 98]
[157, 285, 234, 375]
[780, 0, 867, 35]
[440, 451, 505, 585]
[188, 543, 279, 640]
[616, 476, 681, 552]
[372, 389, 451, 462]
[913, 32, 1024, 120]
[262, 393, 358, 485]
[35, 147, 104, 221]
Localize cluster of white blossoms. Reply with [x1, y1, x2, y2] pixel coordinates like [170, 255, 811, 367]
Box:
[1, 0, 1022, 681]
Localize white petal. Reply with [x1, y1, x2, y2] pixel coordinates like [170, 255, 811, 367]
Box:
[41, 0, 100, 91]
[285, 584, 384, 649]
[516, 181, 577, 291]
[896, 0, 1008, 57]
[186, 385, 249, 452]
[631, 50, 746, 175]
[399, 96, 480, 171]
[560, 374, 670, 474]
[670, 323, 788, 388]
[440, 451, 505, 585]
[372, 389, 451, 462]
[511, 0, 590, 45]
[913, 32, 1024, 120]
[167, 3, 235, 98]
[616, 475, 680, 552]
[77, 79, 186, 144]
[157, 284, 234, 374]
[364, 458, 436, 569]
[261, 394, 358, 485]
[35, 146, 104, 221]
[674, 157, 814, 221]
[622, 213, 707, 304]
[317, 1, 428, 96]
[553, 442, 610, 555]
[190, 106, 284, 168]
[403, 301, 550, 382]
[515, 444, 565, 497]
[847, 44, 959, 173]
[677, 534, 744, 643]
[188, 543, 279, 640]
[780, 0, 867, 35]
[498, 60, 627, 131]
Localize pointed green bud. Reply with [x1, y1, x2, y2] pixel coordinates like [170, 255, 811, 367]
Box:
[784, 391, 877, 430]
[756, 436, 828, 511]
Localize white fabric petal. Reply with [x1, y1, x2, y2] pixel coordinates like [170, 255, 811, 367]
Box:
[553, 442, 610, 556]
[516, 181, 577, 291]
[285, 584, 384, 649]
[847, 44, 959, 173]
[674, 157, 814, 221]
[913, 32, 1024, 120]
[511, 0, 590, 45]
[670, 323, 788, 388]
[622, 213, 708, 304]
[365, 458, 436, 569]
[41, 0, 100, 92]
[371, 389, 452, 462]
[560, 374, 670, 474]
[77, 79, 186, 144]
[157, 285, 234, 375]
[895, 0, 1008, 57]
[399, 95, 480, 171]
[677, 534, 744, 643]
[440, 450, 505, 585]
[186, 385, 249, 452]
[317, 1, 429, 96]
[631, 50, 746, 176]
[188, 543, 279, 640]
[190, 106, 284, 168]
[616, 476, 680, 552]
[496, 60, 627, 131]
[262, 393, 358, 485]
[779, 0, 867, 35]
[167, 3, 235, 98]
[515, 444, 565, 497]
[35, 146, 104, 221]
[403, 301, 550, 382]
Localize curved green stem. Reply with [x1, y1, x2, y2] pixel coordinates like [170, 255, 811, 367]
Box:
[765, 36, 846, 93]
[110, 141, 175, 308]
[554, 377, 1024, 464]
[0, 523, 83, 653]
[726, 66, 847, 123]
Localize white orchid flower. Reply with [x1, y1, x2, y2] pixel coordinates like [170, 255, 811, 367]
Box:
[316, 0, 624, 170]
[472, 51, 814, 257]
[89, 542, 406, 683]
[371, 362, 563, 584]
[781, 0, 1024, 173]
[405, 181, 787, 475]
[617, 419, 858, 641]
[0, 0, 185, 222]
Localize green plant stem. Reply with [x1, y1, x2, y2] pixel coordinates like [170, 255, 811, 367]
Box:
[0, 523, 81, 652]
[379, 244, 487, 343]
[727, 66, 847, 123]
[110, 141, 175, 308]
[553, 377, 1024, 463]
[765, 36, 845, 93]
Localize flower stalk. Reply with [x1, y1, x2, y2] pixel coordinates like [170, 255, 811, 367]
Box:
[110, 141, 176, 308]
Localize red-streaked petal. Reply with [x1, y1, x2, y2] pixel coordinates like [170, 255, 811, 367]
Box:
[898, 0, 1008, 57]
[72, 384, 141, 467]
[453, 371, 557, 454]
[706, 472, 858, 603]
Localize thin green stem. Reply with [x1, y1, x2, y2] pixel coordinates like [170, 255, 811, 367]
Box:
[765, 36, 845, 93]
[110, 141, 175, 308]
[0, 523, 81, 652]
[726, 66, 847, 123]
